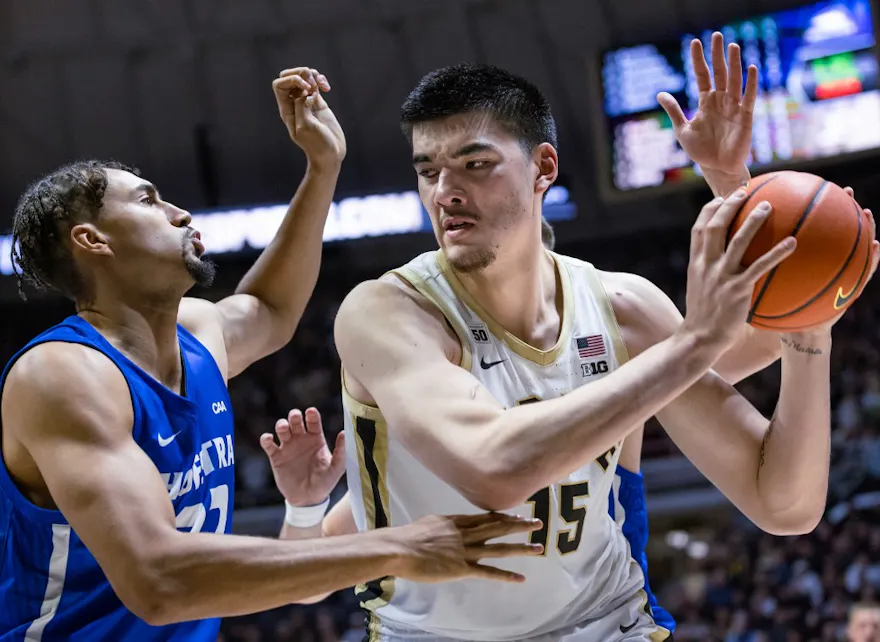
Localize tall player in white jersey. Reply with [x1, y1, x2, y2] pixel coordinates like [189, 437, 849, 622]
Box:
[276, 35, 877, 641]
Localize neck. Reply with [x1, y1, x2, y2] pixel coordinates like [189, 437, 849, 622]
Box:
[454, 241, 560, 349]
[77, 288, 184, 391]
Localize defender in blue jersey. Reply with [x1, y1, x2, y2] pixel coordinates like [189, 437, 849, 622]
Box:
[0, 67, 543, 642]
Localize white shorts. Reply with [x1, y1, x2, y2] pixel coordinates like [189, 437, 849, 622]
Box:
[363, 590, 673, 642]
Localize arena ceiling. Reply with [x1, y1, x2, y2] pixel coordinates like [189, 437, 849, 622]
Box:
[0, 0, 868, 236]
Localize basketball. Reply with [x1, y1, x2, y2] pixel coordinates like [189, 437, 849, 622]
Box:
[727, 170, 874, 332]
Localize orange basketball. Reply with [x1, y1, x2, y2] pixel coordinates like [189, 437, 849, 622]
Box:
[727, 170, 874, 332]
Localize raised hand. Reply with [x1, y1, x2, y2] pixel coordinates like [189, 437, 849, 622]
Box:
[260, 408, 346, 507]
[272, 67, 346, 169]
[657, 32, 758, 177]
[682, 190, 797, 350]
[389, 513, 544, 584]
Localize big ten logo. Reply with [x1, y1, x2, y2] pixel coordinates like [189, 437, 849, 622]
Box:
[580, 360, 609, 378]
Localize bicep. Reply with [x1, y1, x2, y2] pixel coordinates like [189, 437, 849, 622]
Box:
[335, 282, 505, 497]
[655, 371, 767, 516]
[182, 294, 281, 379]
[4, 350, 180, 602]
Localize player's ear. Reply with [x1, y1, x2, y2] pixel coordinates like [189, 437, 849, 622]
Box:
[70, 223, 113, 257]
[533, 143, 558, 195]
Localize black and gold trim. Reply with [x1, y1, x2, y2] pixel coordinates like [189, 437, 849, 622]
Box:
[634, 586, 674, 641]
[436, 250, 575, 366]
[348, 406, 396, 615]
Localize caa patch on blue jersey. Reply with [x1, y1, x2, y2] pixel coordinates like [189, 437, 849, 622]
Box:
[0, 315, 236, 641]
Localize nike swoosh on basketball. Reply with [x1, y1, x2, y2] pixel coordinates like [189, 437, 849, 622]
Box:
[834, 279, 864, 310]
[480, 357, 506, 370]
[157, 431, 182, 447]
[619, 620, 638, 634]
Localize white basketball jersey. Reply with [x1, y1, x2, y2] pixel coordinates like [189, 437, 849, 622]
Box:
[342, 250, 651, 641]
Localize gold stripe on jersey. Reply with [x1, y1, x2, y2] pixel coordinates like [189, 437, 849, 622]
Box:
[436, 250, 575, 366]
[343, 379, 396, 613]
[390, 265, 473, 371]
[635, 587, 673, 641]
[583, 263, 631, 364]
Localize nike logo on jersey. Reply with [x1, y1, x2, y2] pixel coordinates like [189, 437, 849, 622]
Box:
[619, 619, 638, 634]
[479, 357, 506, 370]
[157, 431, 182, 447]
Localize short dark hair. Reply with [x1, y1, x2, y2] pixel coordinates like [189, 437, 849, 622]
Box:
[11, 159, 139, 301]
[400, 63, 558, 153]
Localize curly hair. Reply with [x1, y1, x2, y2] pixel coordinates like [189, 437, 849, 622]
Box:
[11, 159, 139, 301]
[400, 63, 558, 153]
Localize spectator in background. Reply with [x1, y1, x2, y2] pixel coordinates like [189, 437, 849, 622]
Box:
[847, 603, 880, 642]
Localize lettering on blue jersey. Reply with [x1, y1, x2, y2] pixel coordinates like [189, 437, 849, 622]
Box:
[212, 400, 228, 414]
[161, 434, 235, 500]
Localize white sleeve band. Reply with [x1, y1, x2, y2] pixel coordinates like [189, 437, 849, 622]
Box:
[284, 497, 331, 528]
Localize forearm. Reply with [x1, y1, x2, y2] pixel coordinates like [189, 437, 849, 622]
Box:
[702, 165, 751, 199]
[756, 333, 832, 527]
[234, 163, 340, 331]
[279, 521, 334, 604]
[146, 529, 398, 624]
[487, 331, 717, 501]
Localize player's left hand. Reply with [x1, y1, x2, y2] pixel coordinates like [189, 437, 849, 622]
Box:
[272, 67, 347, 169]
[260, 408, 346, 507]
[657, 32, 758, 177]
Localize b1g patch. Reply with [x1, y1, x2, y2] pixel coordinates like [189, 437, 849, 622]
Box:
[580, 360, 609, 378]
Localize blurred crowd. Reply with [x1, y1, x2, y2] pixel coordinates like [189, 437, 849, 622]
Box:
[2, 225, 879, 641]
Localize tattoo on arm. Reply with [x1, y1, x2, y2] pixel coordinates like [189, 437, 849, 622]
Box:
[779, 337, 824, 356]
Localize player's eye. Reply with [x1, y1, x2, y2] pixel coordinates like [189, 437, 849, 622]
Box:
[466, 160, 490, 170]
[418, 169, 439, 179]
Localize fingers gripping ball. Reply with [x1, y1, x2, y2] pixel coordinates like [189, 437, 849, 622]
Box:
[727, 171, 874, 331]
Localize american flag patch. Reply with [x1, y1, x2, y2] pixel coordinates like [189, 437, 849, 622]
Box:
[576, 335, 606, 359]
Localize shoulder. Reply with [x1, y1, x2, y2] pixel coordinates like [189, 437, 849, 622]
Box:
[596, 270, 683, 356]
[336, 275, 451, 338]
[177, 297, 227, 369]
[335, 275, 459, 365]
[2, 342, 132, 441]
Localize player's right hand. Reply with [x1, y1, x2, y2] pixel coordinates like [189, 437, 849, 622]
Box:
[389, 513, 544, 584]
[680, 189, 797, 351]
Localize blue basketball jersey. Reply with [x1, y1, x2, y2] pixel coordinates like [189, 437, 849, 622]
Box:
[609, 466, 676, 633]
[0, 315, 236, 641]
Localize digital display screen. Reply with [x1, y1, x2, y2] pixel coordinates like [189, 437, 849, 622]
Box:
[600, 0, 880, 191]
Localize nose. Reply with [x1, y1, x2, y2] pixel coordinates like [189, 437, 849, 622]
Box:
[434, 170, 468, 209]
[168, 204, 192, 228]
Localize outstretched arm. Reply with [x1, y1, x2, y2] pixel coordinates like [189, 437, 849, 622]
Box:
[181, 68, 345, 378]
[0, 344, 543, 625]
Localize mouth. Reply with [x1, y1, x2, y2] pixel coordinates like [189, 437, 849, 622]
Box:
[189, 230, 205, 257]
[442, 217, 476, 240]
